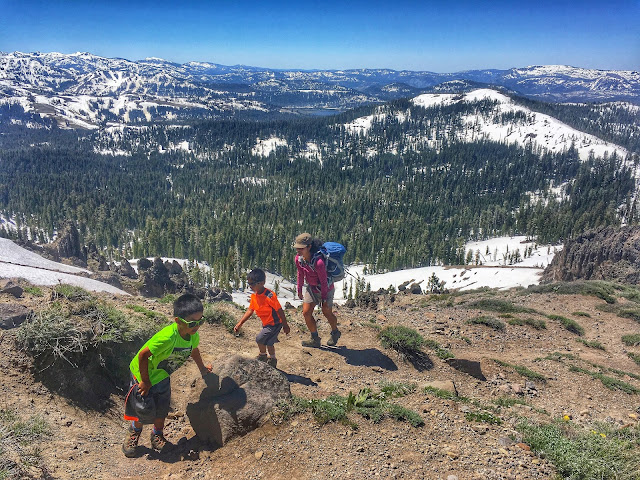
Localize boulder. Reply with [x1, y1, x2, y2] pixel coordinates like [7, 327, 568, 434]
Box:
[137, 258, 153, 271]
[139, 258, 175, 297]
[119, 258, 138, 279]
[186, 355, 290, 447]
[0, 303, 31, 329]
[44, 221, 85, 262]
[0, 279, 23, 298]
[409, 283, 423, 294]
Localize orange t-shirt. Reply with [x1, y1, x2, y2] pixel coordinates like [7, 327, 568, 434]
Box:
[249, 288, 282, 327]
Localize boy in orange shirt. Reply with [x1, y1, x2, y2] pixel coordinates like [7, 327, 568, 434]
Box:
[234, 268, 290, 368]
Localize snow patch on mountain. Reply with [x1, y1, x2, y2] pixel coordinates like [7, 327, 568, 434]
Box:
[252, 136, 288, 156]
[340, 88, 630, 161]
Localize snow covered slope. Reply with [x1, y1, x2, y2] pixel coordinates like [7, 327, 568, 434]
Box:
[0, 238, 128, 295]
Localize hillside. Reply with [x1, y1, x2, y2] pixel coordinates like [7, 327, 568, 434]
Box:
[2, 280, 640, 479]
[1, 52, 640, 129]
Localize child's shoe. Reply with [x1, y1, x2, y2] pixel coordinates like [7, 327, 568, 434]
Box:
[122, 424, 142, 458]
[266, 357, 278, 368]
[301, 336, 321, 348]
[257, 353, 268, 362]
[150, 429, 169, 451]
[327, 330, 341, 346]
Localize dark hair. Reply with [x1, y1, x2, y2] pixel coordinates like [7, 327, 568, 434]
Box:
[309, 237, 323, 255]
[174, 293, 203, 318]
[247, 268, 266, 284]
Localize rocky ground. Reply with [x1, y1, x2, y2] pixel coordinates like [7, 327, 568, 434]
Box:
[1, 283, 640, 480]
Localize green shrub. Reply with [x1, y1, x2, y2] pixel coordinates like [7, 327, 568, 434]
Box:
[517, 419, 640, 480]
[547, 314, 585, 336]
[379, 326, 424, 355]
[387, 404, 425, 427]
[159, 294, 177, 304]
[494, 359, 547, 381]
[465, 411, 502, 425]
[572, 311, 591, 317]
[628, 352, 640, 367]
[423, 338, 455, 359]
[0, 408, 50, 479]
[125, 304, 167, 322]
[23, 286, 44, 297]
[468, 298, 537, 314]
[569, 366, 640, 394]
[527, 281, 618, 304]
[52, 284, 94, 302]
[577, 338, 605, 350]
[469, 315, 505, 331]
[204, 303, 237, 334]
[618, 308, 640, 323]
[507, 317, 546, 329]
[622, 334, 640, 347]
[423, 386, 467, 402]
[379, 381, 416, 398]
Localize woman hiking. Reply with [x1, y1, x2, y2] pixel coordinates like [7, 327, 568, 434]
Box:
[293, 232, 341, 347]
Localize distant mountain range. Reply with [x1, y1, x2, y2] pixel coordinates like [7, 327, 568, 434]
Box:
[1, 51, 639, 129]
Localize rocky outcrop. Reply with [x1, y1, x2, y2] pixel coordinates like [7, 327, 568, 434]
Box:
[0, 303, 31, 329]
[139, 257, 175, 297]
[186, 355, 290, 446]
[44, 222, 85, 263]
[542, 226, 640, 284]
[117, 258, 137, 279]
[86, 243, 109, 272]
[0, 279, 23, 298]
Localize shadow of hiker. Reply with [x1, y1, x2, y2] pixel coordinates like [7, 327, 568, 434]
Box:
[321, 346, 398, 371]
[281, 371, 318, 386]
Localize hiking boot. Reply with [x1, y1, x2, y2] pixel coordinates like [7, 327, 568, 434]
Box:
[150, 430, 169, 451]
[257, 353, 268, 362]
[266, 357, 278, 368]
[327, 330, 341, 346]
[122, 424, 142, 458]
[302, 336, 321, 348]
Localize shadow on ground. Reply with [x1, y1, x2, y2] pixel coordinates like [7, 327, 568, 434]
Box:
[320, 346, 399, 371]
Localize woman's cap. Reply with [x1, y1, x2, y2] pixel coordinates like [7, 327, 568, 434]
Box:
[293, 232, 312, 248]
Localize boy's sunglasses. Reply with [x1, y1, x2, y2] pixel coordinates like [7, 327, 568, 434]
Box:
[178, 317, 204, 328]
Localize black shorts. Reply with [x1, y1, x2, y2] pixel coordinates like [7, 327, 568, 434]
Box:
[255, 324, 282, 346]
[124, 375, 171, 424]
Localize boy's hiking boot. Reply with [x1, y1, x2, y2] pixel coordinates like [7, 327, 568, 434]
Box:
[327, 330, 341, 346]
[257, 353, 268, 362]
[122, 424, 142, 458]
[150, 430, 169, 451]
[302, 336, 321, 348]
[266, 357, 277, 368]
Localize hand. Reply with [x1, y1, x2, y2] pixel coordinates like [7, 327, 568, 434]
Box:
[233, 323, 241, 333]
[298, 293, 303, 300]
[283, 323, 290, 335]
[200, 364, 213, 375]
[137, 380, 151, 397]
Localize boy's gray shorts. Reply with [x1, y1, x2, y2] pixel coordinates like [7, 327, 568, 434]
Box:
[124, 375, 171, 424]
[303, 286, 334, 307]
[256, 323, 282, 346]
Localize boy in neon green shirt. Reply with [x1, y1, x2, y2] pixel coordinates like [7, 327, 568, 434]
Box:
[123, 293, 212, 457]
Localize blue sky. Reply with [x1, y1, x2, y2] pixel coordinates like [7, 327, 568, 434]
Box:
[1, 0, 638, 71]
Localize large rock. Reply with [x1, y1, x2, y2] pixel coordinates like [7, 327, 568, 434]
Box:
[0, 279, 23, 298]
[186, 355, 290, 447]
[118, 258, 138, 279]
[542, 226, 640, 284]
[139, 257, 175, 297]
[0, 303, 31, 329]
[44, 221, 85, 262]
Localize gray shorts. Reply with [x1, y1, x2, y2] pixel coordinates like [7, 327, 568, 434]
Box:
[124, 375, 171, 424]
[303, 286, 334, 307]
[256, 323, 282, 346]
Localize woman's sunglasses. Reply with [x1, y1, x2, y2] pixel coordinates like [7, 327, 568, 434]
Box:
[178, 317, 204, 328]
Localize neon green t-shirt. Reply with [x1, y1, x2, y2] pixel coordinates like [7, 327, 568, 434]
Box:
[129, 322, 200, 386]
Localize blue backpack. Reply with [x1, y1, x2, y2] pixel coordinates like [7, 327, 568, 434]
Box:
[312, 241, 347, 283]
